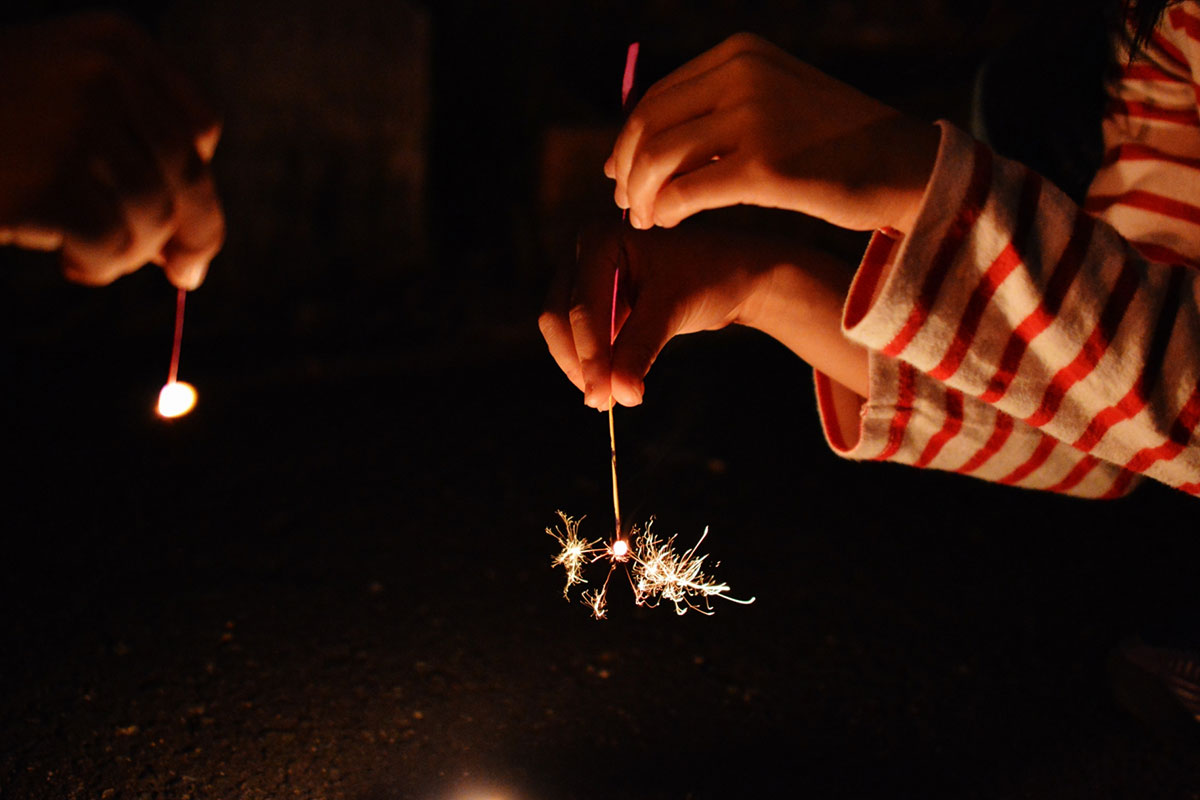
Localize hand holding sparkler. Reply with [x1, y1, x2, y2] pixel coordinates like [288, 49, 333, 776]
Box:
[541, 222, 873, 408]
[544, 43, 753, 620]
[605, 32, 937, 236]
[0, 12, 224, 290]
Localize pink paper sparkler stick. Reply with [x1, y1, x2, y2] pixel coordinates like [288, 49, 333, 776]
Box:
[608, 41, 639, 541]
[168, 287, 186, 385]
[621, 42, 640, 110]
[157, 287, 196, 419]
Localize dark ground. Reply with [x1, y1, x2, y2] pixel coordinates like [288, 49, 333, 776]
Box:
[1, 276, 1199, 800]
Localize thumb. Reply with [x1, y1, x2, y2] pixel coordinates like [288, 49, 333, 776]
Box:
[610, 294, 682, 407]
[194, 123, 221, 163]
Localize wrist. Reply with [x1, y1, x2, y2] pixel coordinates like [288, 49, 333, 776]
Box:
[873, 116, 940, 235]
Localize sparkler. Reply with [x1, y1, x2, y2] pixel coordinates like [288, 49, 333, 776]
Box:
[546, 512, 754, 618]
[156, 287, 197, 418]
[546, 42, 753, 619]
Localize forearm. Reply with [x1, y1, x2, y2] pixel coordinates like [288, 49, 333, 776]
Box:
[845, 122, 1200, 496]
[742, 248, 869, 397]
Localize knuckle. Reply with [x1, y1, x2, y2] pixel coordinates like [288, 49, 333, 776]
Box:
[630, 147, 656, 182]
[623, 113, 648, 145]
[150, 191, 178, 227]
[537, 310, 559, 339]
[108, 222, 137, 258]
[567, 301, 591, 331]
[724, 32, 765, 53]
[726, 50, 767, 82]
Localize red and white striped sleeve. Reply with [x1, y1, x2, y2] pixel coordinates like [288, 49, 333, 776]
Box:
[1086, 2, 1200, 269]
[817, 122, 1200, 499]
[815, 2, 1200, 499]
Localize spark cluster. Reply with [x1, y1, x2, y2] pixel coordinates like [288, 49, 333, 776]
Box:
[546, 511, 754, 619]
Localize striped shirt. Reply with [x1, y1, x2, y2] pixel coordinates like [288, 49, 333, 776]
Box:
[816, 4, 1200, 498]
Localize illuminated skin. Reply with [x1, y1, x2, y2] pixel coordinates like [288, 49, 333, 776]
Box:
[0, 13, 224, 289]
[540, 33, 938, 447]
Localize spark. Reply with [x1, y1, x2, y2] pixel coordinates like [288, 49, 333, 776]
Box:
[631, 521, 755, 616]
[546, 512, 602, 599]
[582, 586, 609, 620]
[548, 514, 753, 619]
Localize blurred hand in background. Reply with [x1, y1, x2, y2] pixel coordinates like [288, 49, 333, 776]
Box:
[0, 12, 224, 290]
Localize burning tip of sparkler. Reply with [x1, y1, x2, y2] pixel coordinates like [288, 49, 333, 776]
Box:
[611, 539, 630, 559]
[156, 380, 197, 418]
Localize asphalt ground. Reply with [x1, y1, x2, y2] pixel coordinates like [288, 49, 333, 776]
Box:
[2, 279, 1199, 799]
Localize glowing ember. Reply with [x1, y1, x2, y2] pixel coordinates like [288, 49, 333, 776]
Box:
[157, 380, 197, 418]
[547, 513, 753, 619]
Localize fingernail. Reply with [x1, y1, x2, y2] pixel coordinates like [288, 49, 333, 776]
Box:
[604, 157, 615, 178]
[630, 212, 645, 229]
[179, 261, 206, 291]
[612, 382, 643, 407]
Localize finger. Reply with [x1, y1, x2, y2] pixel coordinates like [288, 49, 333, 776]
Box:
[94, 26, 223, 288]
[650, 156, 753, 228]
[0, 226, 64, 251]
[57, 116, 179, 282]
[539, 233, 587, 392]
[160, 165, 224, 290]
[55, 158, 140, 285]
[603, 33, 793, 179]
[610, 282, 684, 407]
[609, 66, 734, 212]
[569, 230, 626, 409]
[195, 123, 221, 163]
[625, 109, 739, 230]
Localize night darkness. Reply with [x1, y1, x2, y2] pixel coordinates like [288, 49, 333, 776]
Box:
[2, 2, 1199, 799]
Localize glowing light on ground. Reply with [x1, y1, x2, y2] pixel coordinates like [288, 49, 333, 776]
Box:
[157, 380, 197, 418]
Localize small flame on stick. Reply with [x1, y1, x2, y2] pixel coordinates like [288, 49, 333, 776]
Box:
[157, 380, 197, 418]
[157, 287, 197, 419]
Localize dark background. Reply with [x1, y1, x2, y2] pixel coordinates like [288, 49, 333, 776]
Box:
[2, 2, 1199, 799]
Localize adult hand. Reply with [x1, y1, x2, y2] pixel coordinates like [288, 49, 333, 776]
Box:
[539, 221, 868, 409]
[605, 32, 938, 235]
[0, 13, 225, 289]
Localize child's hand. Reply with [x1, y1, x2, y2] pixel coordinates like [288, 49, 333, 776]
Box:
[540, 223, 772, 409]
[604, 32, 938, 235]
[0, 13, 225, 289]
[539, 222, 869, 410]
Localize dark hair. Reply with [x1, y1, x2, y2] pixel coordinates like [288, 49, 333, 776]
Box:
[1125, 0, 1178, 51]
[977, 0, 1180, 201]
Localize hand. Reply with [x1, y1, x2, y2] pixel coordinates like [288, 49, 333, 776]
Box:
[0, 13, 225, 289]
[539, 221, 869, 409]
[605, 32, 938, 235]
